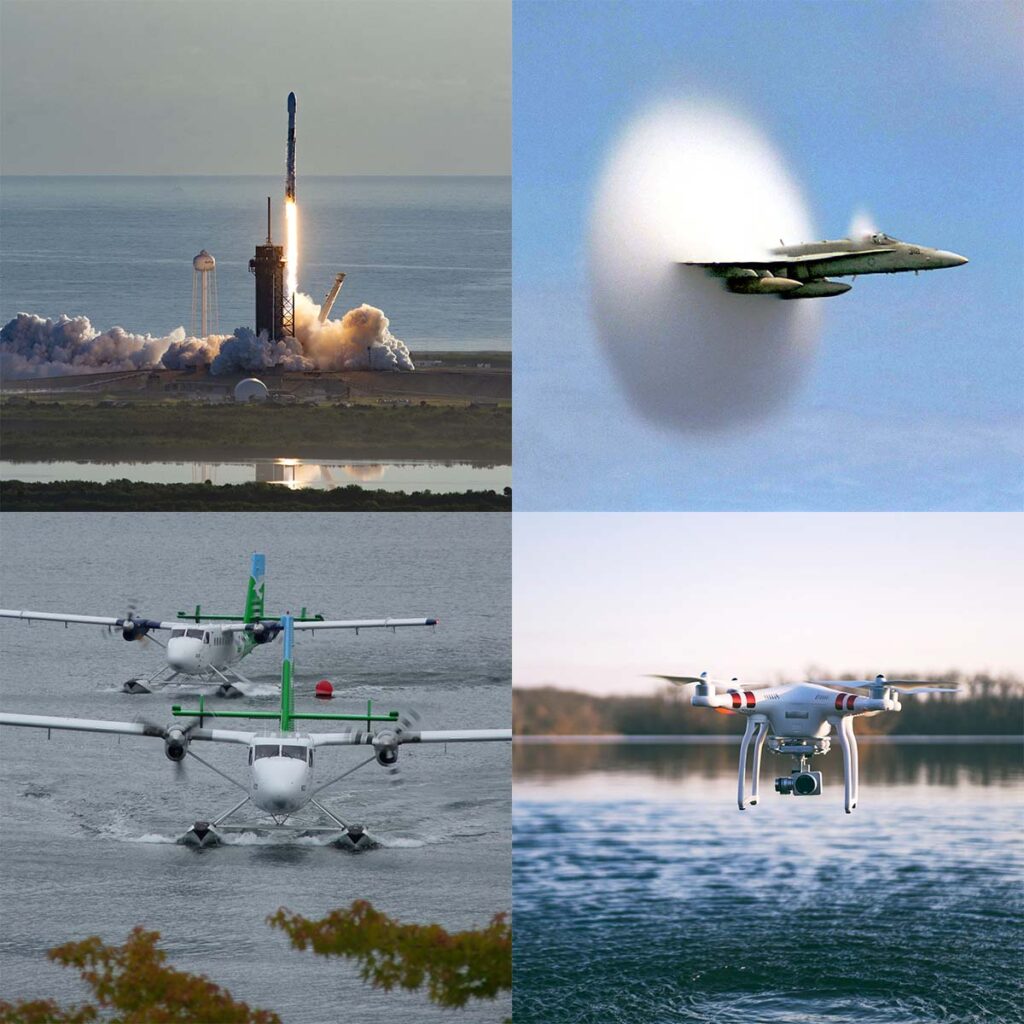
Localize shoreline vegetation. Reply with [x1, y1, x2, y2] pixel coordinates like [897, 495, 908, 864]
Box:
[514, 676, 1024, 736]
[0, 480, 510, 511]
[0, 398, 511, 463]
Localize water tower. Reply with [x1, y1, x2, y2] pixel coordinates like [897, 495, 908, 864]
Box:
[191, 250, 219, 338]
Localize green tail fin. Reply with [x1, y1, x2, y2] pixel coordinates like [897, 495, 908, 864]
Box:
[244, 553, 266, 623]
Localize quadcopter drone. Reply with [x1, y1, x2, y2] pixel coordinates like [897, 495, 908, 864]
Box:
[653, 672, 957, 813]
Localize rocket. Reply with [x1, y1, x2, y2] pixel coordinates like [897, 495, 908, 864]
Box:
[286, 92, 296, 201]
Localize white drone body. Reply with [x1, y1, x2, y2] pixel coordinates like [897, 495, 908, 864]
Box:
[655, 673, 957, 813]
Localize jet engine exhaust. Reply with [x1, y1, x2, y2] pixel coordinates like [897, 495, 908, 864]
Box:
[588, 100, 823, 432]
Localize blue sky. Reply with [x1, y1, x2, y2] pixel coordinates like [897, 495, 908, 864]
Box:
[513, 0, 1023, 510]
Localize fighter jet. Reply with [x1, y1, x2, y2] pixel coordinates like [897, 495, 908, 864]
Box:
[682, 232, 968, 298]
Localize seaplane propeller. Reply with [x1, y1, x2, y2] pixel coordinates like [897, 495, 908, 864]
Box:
[135, 699, 209, 774]
[377, 708, 424, 785]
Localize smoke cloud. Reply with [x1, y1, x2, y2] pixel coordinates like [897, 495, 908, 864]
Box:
[588, 100, 822, 431]
[0, 313, 184, 378]
[2, 295, 414, 378]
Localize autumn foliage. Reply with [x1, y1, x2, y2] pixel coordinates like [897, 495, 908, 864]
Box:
[268, 900, 511, 1009]
[0, 927, 279, 1024]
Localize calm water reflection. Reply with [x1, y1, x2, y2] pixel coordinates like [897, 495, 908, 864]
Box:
[1, 458, 511, 492]
[515, 738, 1023, 791]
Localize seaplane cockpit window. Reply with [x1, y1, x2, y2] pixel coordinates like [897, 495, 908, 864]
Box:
[255, 744, 280, 760]
[186, 629, 204, 639]
[170, 629, 186, 639]
[282, 745, 307, 760]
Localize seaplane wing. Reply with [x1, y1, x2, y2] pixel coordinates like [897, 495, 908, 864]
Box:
[681, 247, 895, 270]
[0, 609, 180, 630]
[310, 728, 512, 747]
[289, 617, 438, 632]
[0, 712, 254, 745]
[211, 617, 437, 634]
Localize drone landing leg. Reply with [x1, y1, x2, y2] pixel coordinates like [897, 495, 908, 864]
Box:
[833, 715, 858, 813]
[749, 718, 769, 806]
[737, 716, 760, 810]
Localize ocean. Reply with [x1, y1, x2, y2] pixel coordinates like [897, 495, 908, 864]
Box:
[0, 512, 511, 1022]
[513, 741, 1023, 1024]
[0, 175, 510, 353]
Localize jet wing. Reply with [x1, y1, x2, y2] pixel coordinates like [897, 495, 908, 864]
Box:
[681, 247, 895, 269]
[0, 609, 179, 630]
[0, 712, 254, 745]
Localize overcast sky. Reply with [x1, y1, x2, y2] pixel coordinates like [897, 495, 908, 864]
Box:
[514, 513, 1024, 695]
[0, 0, 510, 175]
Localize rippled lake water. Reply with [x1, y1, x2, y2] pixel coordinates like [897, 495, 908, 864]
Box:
[513, 742, 1023, 1024]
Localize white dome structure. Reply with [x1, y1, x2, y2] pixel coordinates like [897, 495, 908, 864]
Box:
[234, 378, 269, 403]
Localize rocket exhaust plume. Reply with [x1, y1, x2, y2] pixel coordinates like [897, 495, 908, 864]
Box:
[285, 92, 299, 299]
[588, 100, 822, 431]
[2, 297, 414, 377]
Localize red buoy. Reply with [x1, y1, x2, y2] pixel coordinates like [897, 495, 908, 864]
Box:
[315, 680, 334, 700]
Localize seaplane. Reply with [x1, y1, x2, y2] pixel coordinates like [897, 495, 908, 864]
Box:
[0, 614, 510, 850]
[0, 554, 436, 697]
[652, 672, 958, 813]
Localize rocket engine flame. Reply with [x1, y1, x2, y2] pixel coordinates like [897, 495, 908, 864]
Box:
[285, 200, 299, 299]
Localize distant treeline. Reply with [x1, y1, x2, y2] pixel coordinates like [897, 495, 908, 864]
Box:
[514, 674, 1024, 736]
[0, 399, 511, 463]
[0, 480, 510, 512]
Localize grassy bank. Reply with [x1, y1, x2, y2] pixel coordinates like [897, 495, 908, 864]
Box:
[0, 398, 510, 463]
[0, 480, 510, 511]
[514, 676, 1024, 736]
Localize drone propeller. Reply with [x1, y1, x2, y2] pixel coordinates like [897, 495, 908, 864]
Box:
[648, 671, 775, 690]
[811, 674, 958, 696]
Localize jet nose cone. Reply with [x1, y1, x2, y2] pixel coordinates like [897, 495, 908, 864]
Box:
[936, 250, 968, 268]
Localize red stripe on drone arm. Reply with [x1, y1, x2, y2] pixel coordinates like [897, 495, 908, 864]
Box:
[846, 694, 857, 711]
[745, 691, 756, 708]
[730, 691, 742, 710]
[835, 693, 846, 710]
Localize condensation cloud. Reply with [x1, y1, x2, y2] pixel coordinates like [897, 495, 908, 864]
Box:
[1, 295, 414, 378]
[588, 101, 822, 431]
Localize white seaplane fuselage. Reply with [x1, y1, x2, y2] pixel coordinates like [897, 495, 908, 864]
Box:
[167, 626, 258, 675]
[247, 735, 315, 815]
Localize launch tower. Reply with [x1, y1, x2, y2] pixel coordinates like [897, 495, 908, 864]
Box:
[249, 197, 288, 341]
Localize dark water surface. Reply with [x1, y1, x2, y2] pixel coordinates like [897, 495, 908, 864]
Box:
[1, 176, 510, 351]
[0, 513, 511, 1022]
[513, 743, 1023, 1024]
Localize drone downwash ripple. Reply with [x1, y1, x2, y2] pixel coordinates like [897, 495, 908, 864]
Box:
[588, 100, 823, 432]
